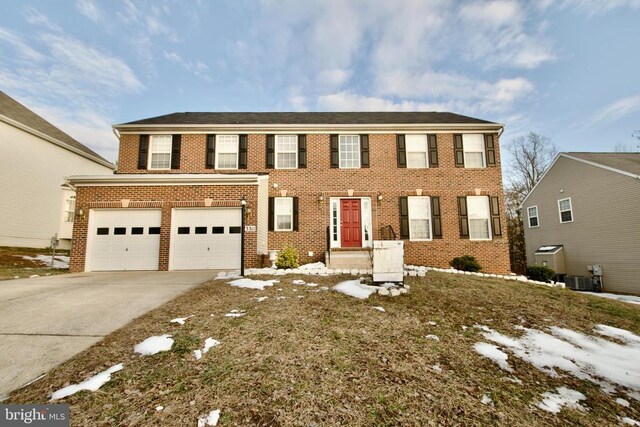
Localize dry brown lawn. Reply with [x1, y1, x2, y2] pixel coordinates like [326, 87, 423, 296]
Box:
[0, 246, 69, 280]
[7, 271, 640, 426]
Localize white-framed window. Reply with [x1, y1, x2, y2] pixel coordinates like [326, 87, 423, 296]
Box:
[408, 196, 432, 241]
[274, 197, 293, 231]
[558, 198, 573, 223]
[215, 135, 239, 169]
[275, 135, 298, 169]
[467, 196, 491, 240]
[64, 196, 76, 223]
[339, 135, 360, 169]
[149, 135, 172, 169]
[406, 134, 429, 168]
[527, 206, 539, 228]
[462, 134, 485, 168]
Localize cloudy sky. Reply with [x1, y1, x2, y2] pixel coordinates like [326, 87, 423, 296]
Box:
[0, 0, 639, 165]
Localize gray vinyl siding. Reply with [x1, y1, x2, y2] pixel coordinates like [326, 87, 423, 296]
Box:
[523, 156, 640, 295]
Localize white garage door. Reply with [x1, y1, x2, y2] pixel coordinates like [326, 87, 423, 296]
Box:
[89, 209, 162, 271]
[171, 208, 241, 270]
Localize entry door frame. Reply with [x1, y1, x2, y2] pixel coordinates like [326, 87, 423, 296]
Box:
[340, 199, 362, 247]
[329, 197, 372, 249]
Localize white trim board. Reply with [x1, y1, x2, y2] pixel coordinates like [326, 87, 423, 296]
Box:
[66, 173, 263, 187]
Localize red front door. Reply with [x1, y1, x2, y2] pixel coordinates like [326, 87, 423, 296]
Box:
[340, 199, 362, 247]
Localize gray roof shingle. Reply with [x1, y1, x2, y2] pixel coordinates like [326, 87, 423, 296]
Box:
[567, 152, 640, 176]
[0, 91, 112, 165]
[118, 111, 498, 126]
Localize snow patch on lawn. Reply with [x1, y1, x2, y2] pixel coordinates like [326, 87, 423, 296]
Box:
[372, 306, 385, 312]
[587, 293, 640, 305]
[254, 296, 268, 302]
[22, 254, 69, 269]
[536, 387, 586, 413]
[299, 262, 325, 270]
[194, 338, 221, 360]
[224, 310, 246, 318]
[292, 279, 306, 285]
[228, 278, 278, 290]
[51, 363, 123, 400]
[474, 342, 513, 372]
[428, 321, 437, 326]
[616, 397, 630, 407]
[332, 279, 376, 300]
[134, 335, 174, 355]
[425, 335, 440, 342]
[622, 417, 640, 426]
[197, 409, 220, 426]
[481, 394, 493, 405]
[215, 271, 241, 280]
[170, 315, 194, 325]
[474, 324, 640, 395]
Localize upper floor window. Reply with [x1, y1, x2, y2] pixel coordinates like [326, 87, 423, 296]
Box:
[275, 135, 298, 169]
[64, 196, 76, 222]
[339, 135, 360, 169]
[462, 134, 485, 168]
[527, 206, 539, 227]
[558, 198, 573, 223]
[275, 197, 293, 231]
[408, 196, 432, 240]
[215, 135, 239, 169]
[467, 196, 491, 240]
[406, 135, 429, 168]
[149, 135, 172, 169]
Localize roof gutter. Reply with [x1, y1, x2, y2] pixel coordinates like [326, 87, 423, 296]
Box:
[66, 173, 263, 187]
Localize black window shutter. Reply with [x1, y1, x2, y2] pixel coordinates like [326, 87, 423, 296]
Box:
[138, 135, 149, 169]
[431, 196, 442, 239]
[454, 134, 464, 167]
[399, 196, 409, 239]
[485, 134, 496, 167]
[293, 197, 299, 231]
[360, 134, 370, 168]
[298, 135, 307, 168]
[396, 134, 406, 167]
[330, 135, 339, 168]
[171, 134, 181, 169]
[239, 134, 248, 169]
[206, 135, 215, 169]
[490, 196, 502, 237]
[458, 196, 469, 238]
[266, 135, 275, 169]
[428, 134, 439, 167]
[268, 197, 274, 231]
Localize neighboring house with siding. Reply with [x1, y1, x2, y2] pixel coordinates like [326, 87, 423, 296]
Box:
[521, 152, 640, 295]
[0, 91, 115, 249]
[66, 111, 510, 274]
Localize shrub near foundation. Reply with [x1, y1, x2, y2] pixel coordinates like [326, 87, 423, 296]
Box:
[275, 245, 299, 269]
[449, 255, 482, 272]
[526, 265, 556, 283]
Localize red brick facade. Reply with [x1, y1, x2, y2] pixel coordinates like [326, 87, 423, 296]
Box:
[72, 130, 510, 274]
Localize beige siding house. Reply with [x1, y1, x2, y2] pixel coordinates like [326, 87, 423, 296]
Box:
[0, 91, 115, 249]
[521, 152, 640, 295]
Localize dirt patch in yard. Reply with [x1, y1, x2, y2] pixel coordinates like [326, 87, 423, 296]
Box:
[7, 272, 640, 426]
[0, 246, 69, 280]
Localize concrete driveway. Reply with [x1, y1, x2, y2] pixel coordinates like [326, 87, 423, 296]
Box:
[0, 271, 215, 398]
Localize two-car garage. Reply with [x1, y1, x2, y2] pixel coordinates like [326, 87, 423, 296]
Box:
[86, 208, 242, 271]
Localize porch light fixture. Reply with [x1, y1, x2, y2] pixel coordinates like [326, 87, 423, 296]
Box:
[77, 208, 86, 220]
[318, 193, 324, 203]
[377, 193, 383, 203]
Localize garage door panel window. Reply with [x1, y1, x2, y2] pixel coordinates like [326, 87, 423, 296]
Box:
[97, 227, 109, 235]
[215, 135, 239, 169]
[114, 227, 126, 235]
[212, 226, 224, 234]
[275, 135, 298, 169]
[178, 227, 190, 234]
[406, 135, 429, 169]
[408, 196, 432, 241]
[275, 197, 293, 231]
[131, 227, 144, 235]
[195, 226, 207, 234]
[148, 227, 160, 234]
[229, 226, 241, 234]
[467, 196, 491, 240]
[462, 134, 485, 168]
[149, 135, 172, 169]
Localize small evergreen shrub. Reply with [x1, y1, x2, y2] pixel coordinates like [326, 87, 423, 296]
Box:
[449, 255, 482, 272]
[526, 265, 556, 283]
[275, 245, 299, 269]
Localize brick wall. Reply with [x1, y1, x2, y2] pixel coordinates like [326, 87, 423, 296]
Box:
[92, 131, 510, 273]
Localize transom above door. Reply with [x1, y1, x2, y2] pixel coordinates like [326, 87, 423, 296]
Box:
[329, 197, 372, 249]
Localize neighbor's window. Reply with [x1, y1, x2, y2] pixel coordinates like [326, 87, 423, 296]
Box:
[408, 196, 432, 241]
[339, 135, 360, 168]
[149, 135, 172, 169]
[467, 196, 491, 240]
[275, 135, 298, 169]
[64, 196, 76, 222]
[462, 134, 485, 168]
[274, 197, 293, 231]
[558, 198, 573, 223]
[527, 206, 539, 228]
[215, 135, 239, 169]
[406, 135, 429, 168]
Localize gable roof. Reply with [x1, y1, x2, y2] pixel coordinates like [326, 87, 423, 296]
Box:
[519, 152, 640, 208]
[0, 91, 114, 168]
[117, 111, 499, 127]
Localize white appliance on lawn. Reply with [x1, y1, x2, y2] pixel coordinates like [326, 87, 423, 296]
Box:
[372, 240, 404, 282]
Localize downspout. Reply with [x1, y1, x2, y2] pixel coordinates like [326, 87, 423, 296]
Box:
[241, 197, 246, 276]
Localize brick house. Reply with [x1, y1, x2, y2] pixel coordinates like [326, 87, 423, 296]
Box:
[67, 112, 510, 274]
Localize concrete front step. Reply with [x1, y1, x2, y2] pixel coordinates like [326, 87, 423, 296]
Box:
[326, 250, 373, 270]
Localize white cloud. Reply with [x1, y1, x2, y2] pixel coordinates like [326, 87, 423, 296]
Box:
[163, 50, 210, 79]
[317, 92, 449, 112]
[587, 94, 640, 125]
[24, 7, 62, 32]
[558, 0, 640, 15]
[0, 27, 45, 62]
[76, 0, 102, 23]
[316, 69, 351, 87]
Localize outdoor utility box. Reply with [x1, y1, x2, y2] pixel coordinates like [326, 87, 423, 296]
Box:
[564, 276, 594, 291]
[372, 240, 404, 282]
[534, 245, 565, 274]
